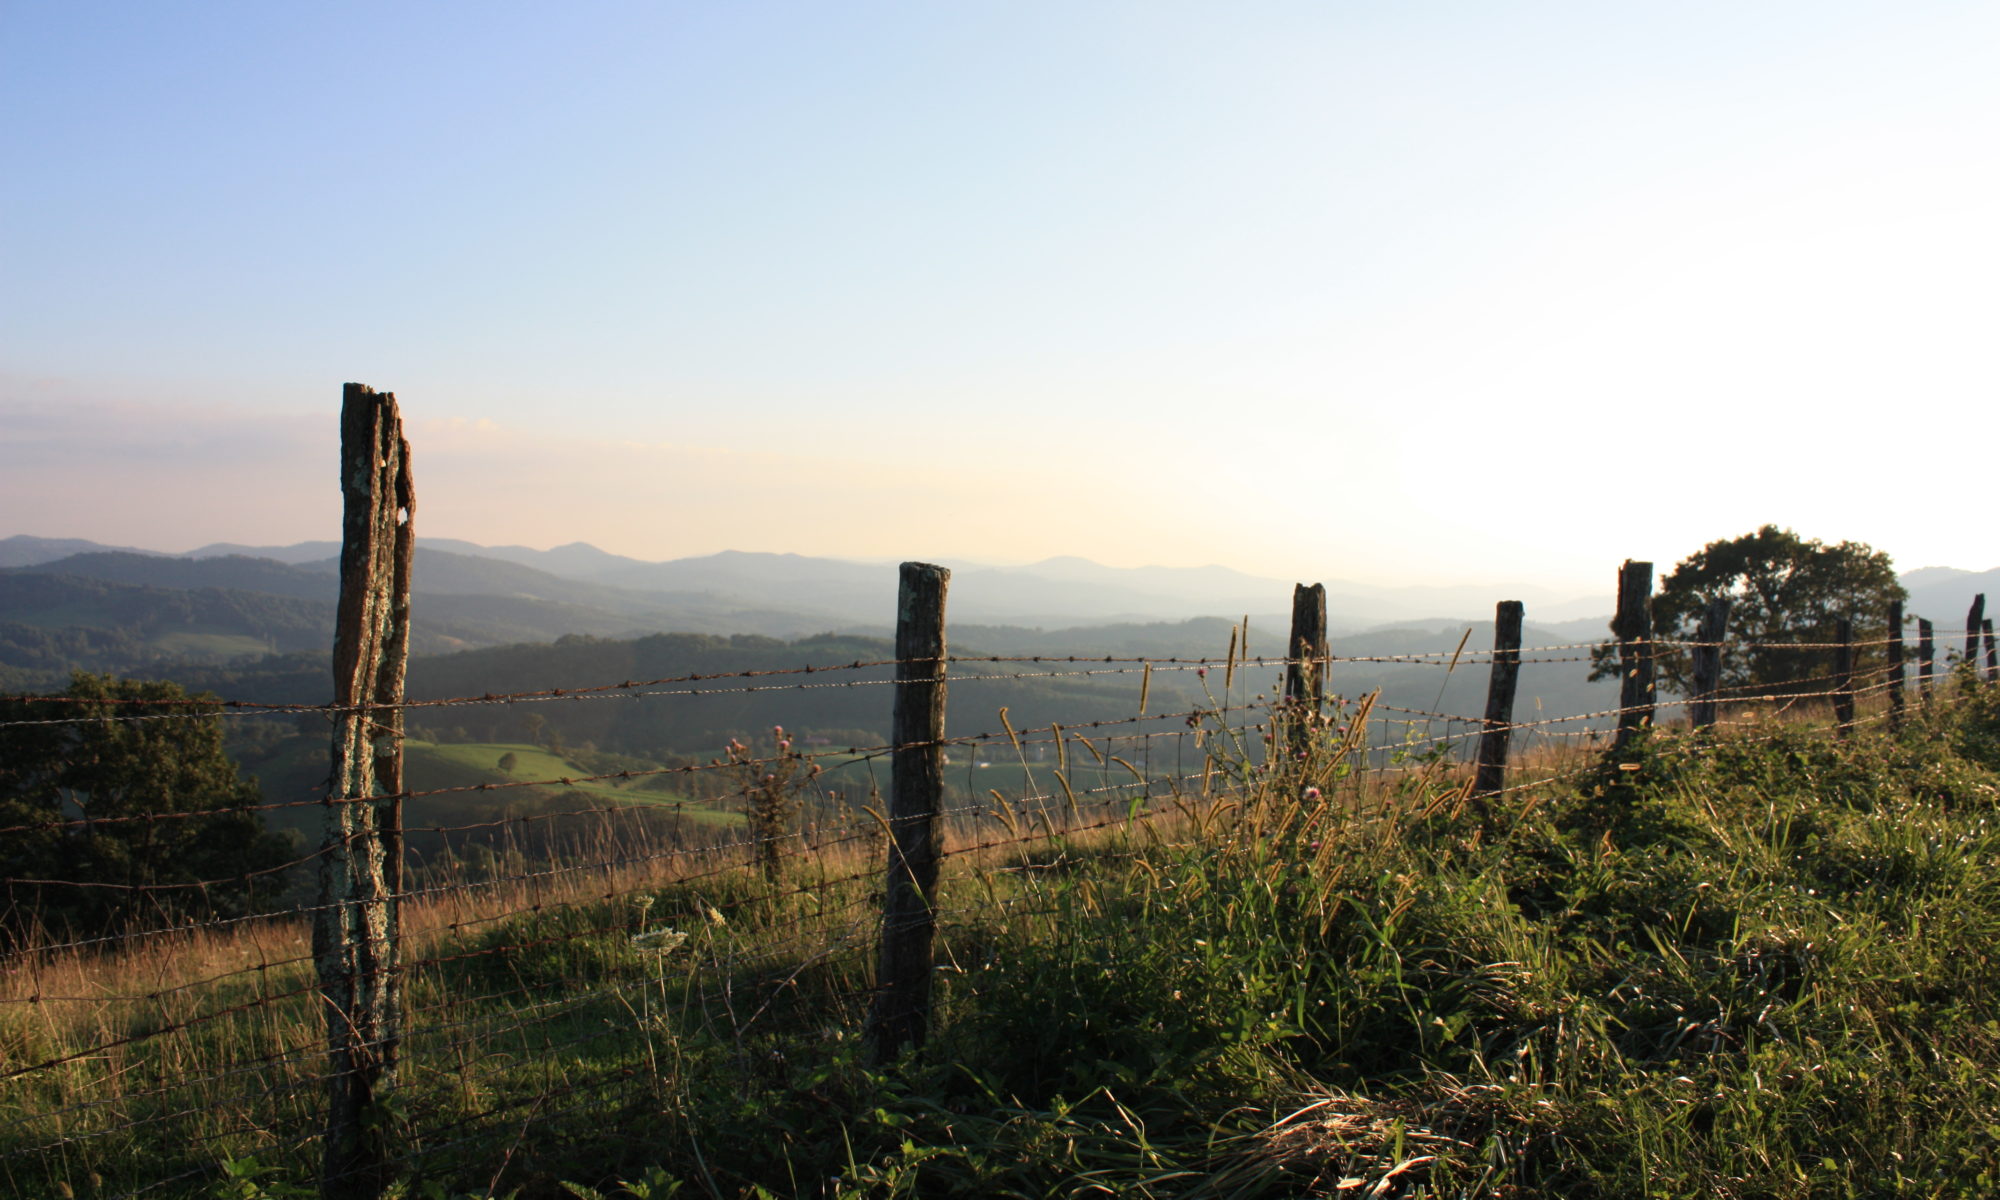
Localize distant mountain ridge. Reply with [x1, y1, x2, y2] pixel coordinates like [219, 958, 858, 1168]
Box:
[0, 535, 164, 567]
[1904, 568, 2000, 630]
[14, 533, 1996, 641]
[1, 534, 1620, 631]
[15, 552, 335, 601]
[418, 538, 651, 578]
[182, 540, 343, 563]
[14, 529, 1997, 737]
[0, 548, 854, 673]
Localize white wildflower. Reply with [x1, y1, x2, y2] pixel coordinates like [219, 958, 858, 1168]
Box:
[629, 928, 688, 953]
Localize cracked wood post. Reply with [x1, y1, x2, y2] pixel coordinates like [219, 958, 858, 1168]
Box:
[314, 384, 413, 1200]
[1965, 595, 1985, 676]
[1474, 600, 1523, 797]
[1887, 600, 1906, 734]
[867, 562, 949, 1063]
[1614, 560, 1656, 749]
[1690, 597, 1732, 730]
[1985, 619, 1997, 683]
[1833, 616, 1856, 736]
[1919, 618, 1936, 708]
[1285, 583, 1328, 762]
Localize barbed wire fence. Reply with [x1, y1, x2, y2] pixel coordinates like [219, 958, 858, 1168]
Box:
[3, 391, 1996, 1198]
[0, 616, 1984, 1197]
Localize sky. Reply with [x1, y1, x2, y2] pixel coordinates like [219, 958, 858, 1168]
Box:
[4, 1, 1996, 592]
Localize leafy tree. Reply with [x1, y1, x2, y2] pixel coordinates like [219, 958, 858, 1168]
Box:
[1591, 526, 1906, 699]
[0, 673, 295, 942]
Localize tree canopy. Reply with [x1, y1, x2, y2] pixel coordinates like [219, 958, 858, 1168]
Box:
[0, 673, 295, 942]
[1592, 526, 1907, 699]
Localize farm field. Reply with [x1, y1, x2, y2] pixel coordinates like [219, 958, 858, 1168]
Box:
[406, 739, 719, 814]
[231, 735, 742, 855]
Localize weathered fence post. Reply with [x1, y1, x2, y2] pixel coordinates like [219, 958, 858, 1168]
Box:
[1474, 601, 1523, 797]
[867, 562, 950, 1063]
[1966, 595, 1985, 673]
[1833, 616, 1856, 736]
[315, 384, 413, 1200]
[1690, 596, 1732, 730]
[1887, 600, 1906, 733]
[1285, 583, 1328, 756]
[1985, 618, 1997, 683]
[1919, 618, 1936, 707]
[1614, 560, 1656, 749]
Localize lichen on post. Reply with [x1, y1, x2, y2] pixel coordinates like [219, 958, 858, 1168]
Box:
[314, 383, 414, 1200]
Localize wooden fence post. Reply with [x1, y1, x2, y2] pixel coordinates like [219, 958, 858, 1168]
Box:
[1614, 560, 1656, 749]
[1919, 618, 1936, 707]
[315, 384, 413, 1200]
[867, 562, 950, 1063]
[1285, 583, 1328, 756]
[1474, 601, 1523, 797]
[1690, 596, 1732, 730]
[1832, 617, 1856, 736]
[1887, 600, 1906, 733]
[1966, 595, 1985, 673]
[1985, 618, 1997, 683]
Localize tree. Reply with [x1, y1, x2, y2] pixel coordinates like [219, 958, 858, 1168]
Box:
[1591, 526, 1906, 700]
[0, 673, 295, 942]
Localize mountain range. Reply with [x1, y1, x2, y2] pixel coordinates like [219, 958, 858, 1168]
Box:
[10, 532, 1998, 779]
[5, 534, 1995, 688]
[0, 533, 1620, 642]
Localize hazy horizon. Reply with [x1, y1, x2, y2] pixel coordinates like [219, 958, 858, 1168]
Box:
[1, 528, 1620, 598]
[3, 528, 1984, 620]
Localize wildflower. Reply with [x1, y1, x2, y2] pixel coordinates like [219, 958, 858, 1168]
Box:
[629, 928, 687, 952]
[1197, 668, 1208, 679]
[1304, 787, 1322, 800]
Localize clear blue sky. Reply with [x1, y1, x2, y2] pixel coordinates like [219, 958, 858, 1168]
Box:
[5, 2, 1996, 590]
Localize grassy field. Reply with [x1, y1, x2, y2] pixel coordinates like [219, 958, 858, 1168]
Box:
[406, 739, 736, 822]
[236, 737, 743, 845]
[5, 686, 2000, 1197]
